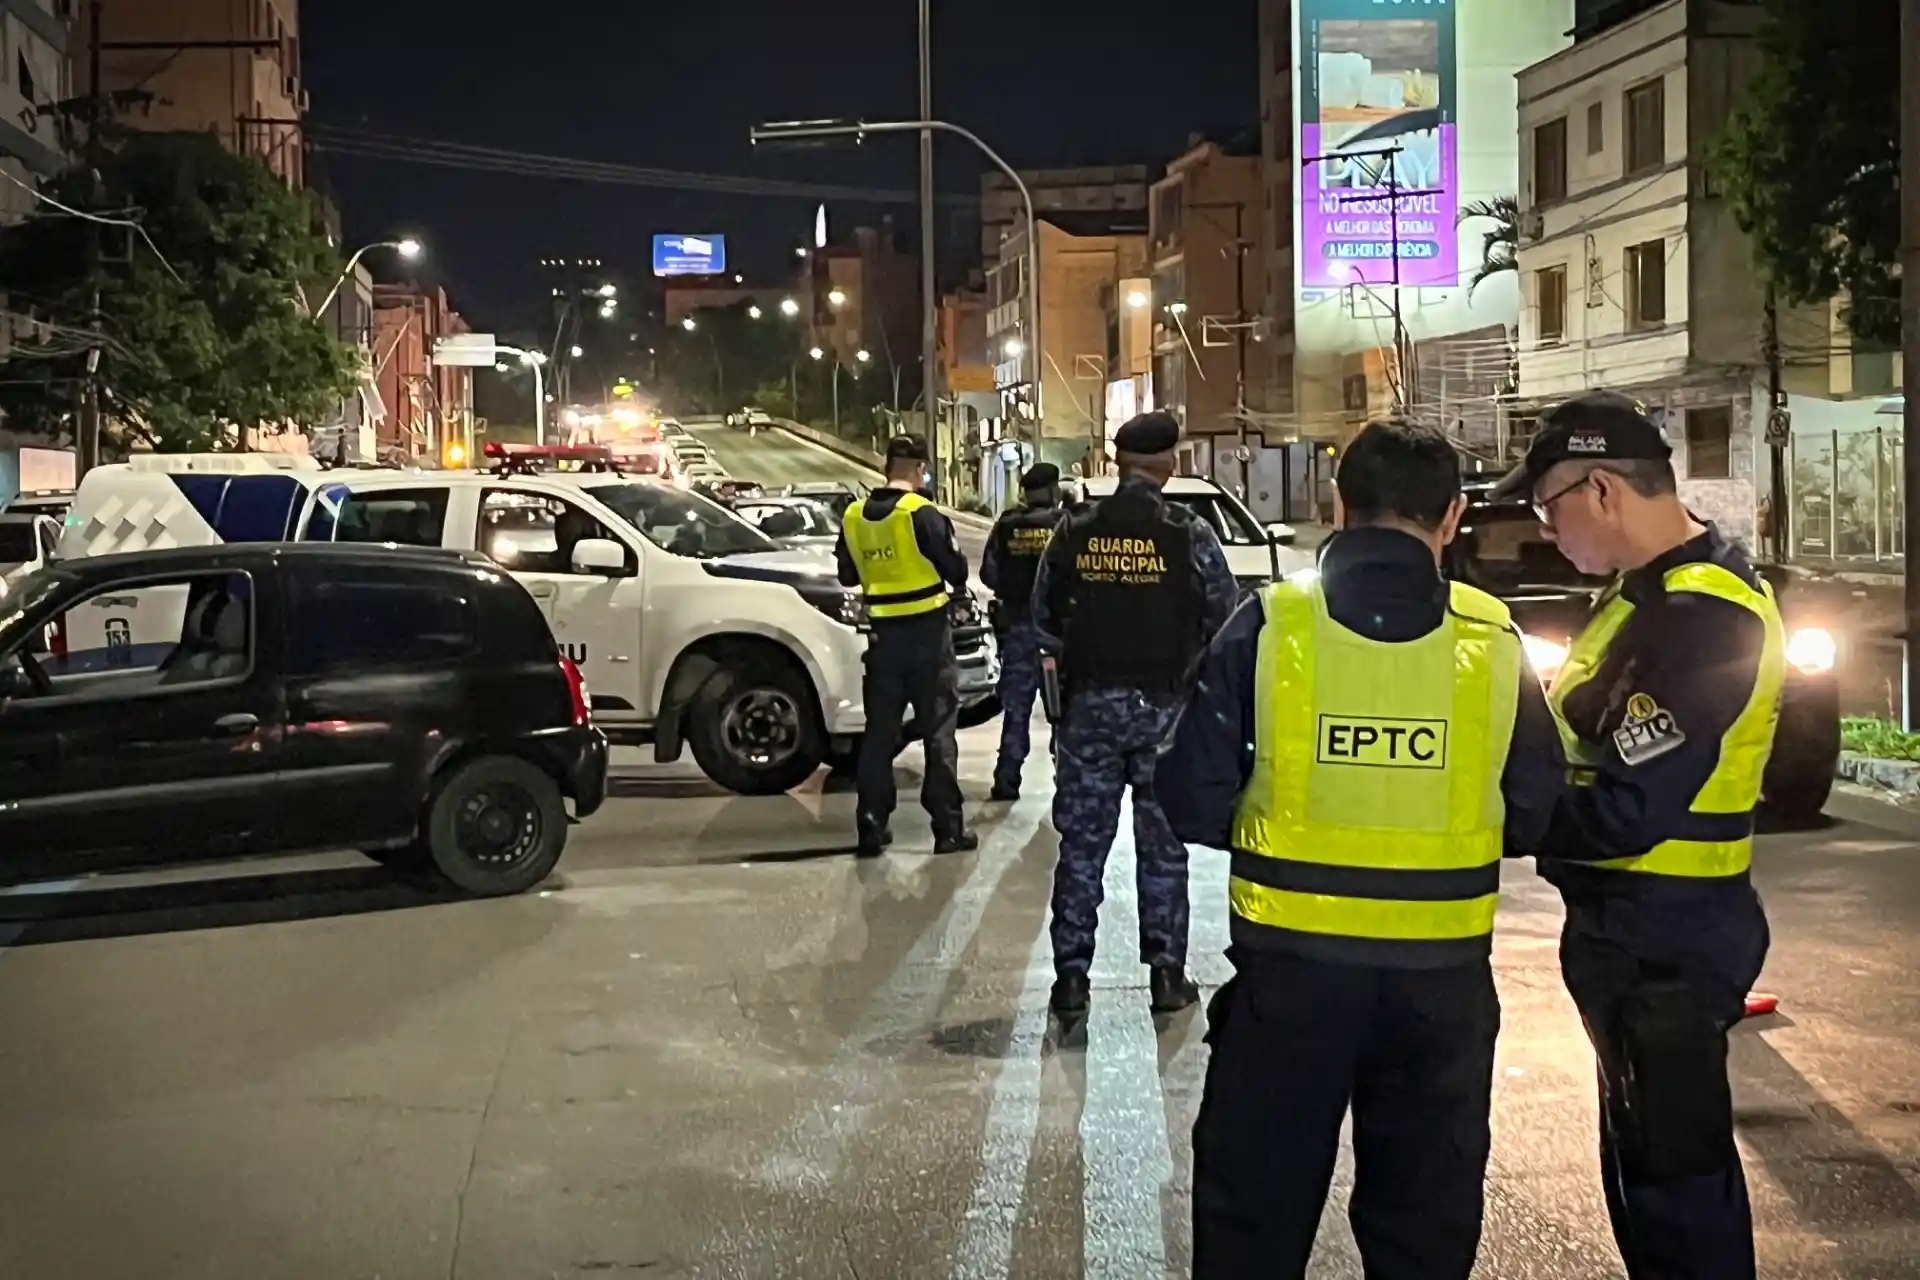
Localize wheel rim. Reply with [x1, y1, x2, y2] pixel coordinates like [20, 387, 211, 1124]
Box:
[720, 686, 803, 770]
[454, 782, 544, 870]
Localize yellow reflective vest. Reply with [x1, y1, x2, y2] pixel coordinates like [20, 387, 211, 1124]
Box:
[1546, 561, 1784, 879]
[1229, 577, 1523, 967]
[841, 492, 951, 620]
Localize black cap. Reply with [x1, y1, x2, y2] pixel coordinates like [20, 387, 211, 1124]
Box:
[1112, 410, 1181, 457]
[885, 434, 930, 464]
[1491, 391, 1673, 500]
[1020, 462, 1060, 489]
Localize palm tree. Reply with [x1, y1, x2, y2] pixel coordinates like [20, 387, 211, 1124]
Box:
[1458, 195, 1519, 299]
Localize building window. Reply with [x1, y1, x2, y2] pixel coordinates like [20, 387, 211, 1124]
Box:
[1154, 183, 1184, 242]
[1587, 101, 1604, 156]
[1536, 265, 1568, 345]
[1686, 406, 1732, 479]
[1624, 240, 1666, 329]
[17, 50, 34, 104]
[1342, 373, 1368, 411]
[1533, 117, 1568, 203]
[1625, 78, 1665, 175]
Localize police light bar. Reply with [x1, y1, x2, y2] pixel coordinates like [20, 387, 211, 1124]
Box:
[482, 441, 617, 464]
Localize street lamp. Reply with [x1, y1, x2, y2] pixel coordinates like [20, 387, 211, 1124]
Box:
[751, 117, 1043, 440]
[827, 288, 848, 308]
[1003, 338, 1025, 357]
[810, 346, 825, 360]
[682, 317, 698, 331]
[315, 237, 423, 319]
[748, 304, 764, 319]
[780, 297, 801, 317]
[855, 349, 872, 363]
[570, 344, 584, 358]
[599, 283, 618, 298]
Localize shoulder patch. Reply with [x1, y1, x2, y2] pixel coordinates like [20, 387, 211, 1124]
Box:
[1612, 692, 1686, 766]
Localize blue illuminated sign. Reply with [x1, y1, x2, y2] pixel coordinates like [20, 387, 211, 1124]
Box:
[652, 234, 727, 277]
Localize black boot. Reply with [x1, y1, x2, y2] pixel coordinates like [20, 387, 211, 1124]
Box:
[856, 823, 894, 858]
[1050, 971, 1091, 1016]
[988, 775, 1020, 802]
[1149, 965, 1200, 1013]
[933, 828, 979, 855]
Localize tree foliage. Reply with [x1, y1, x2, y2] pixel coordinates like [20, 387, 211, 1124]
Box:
[0, 131, 363, 451]
[1458, 195, 1518, 299]
[1712, 0, 1900, 346]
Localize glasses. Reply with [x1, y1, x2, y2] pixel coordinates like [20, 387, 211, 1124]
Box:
[1532, 474, 1592, 524]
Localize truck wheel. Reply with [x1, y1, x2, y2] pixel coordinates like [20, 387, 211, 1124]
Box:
[422, 756, 567, 895]
[1761, 773, 1834, 829]
[687, 661, 825, 795]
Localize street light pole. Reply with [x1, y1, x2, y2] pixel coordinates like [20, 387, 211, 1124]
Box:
[751, 117, 1041, 439]
[316, 239, 420, 320]
[917, 0, 941, 500]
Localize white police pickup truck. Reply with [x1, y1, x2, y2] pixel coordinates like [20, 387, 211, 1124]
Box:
[53, 449, 1000, 794]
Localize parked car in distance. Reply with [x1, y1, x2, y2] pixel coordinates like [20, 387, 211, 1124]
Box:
[781, 482, 866, 519]
[1446, 479, 1841, 824]
[729, 495, 843, 553]
[0, 543, 608, 894]
[1077, 474, 1308, 591]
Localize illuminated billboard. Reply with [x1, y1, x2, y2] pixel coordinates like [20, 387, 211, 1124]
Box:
[1299, 0, 1459, 291]
[652, 234, 727, 276]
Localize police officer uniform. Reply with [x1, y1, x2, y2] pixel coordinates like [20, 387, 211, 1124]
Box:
[981, 461, 1067, 800]
[835, 436, 977, 857]
[1159, 460, 1567, 1277]
[1494, 402, 1785, 1279]
[1032, 412, 1240, 1016]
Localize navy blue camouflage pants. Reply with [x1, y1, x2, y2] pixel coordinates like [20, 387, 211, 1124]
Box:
[993, 623, 1046, 790]
[1050, 687, 1188, 978]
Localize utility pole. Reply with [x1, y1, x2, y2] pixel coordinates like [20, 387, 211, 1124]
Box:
[917, 0, 941, 501]
[78, 0, 103, 475]
[1763, 288, 1789, 563]
[1903, 0, 1920, 728]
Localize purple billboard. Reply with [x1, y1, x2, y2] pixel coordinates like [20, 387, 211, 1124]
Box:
[1299, 0, 1460, 291]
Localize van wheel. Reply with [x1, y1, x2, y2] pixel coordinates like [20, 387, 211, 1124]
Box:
[688, 661, 824, 795]
[423, 756, 567, 895]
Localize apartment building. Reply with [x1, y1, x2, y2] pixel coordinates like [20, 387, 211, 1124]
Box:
[0, 0, 71, 220]
[82, 0, 306, 187]
[979, 166, 1151, 269]
[372, 284, 471, 465]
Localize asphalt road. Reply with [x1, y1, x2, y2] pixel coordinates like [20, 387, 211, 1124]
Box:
[1, 727, 1917, 1278]
[690, 421, 993, 565]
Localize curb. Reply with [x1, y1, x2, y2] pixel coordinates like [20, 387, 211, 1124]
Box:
[1836, 751, 1920, 796]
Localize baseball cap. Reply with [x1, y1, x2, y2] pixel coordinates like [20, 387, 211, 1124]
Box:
[1491, 391, 1673, 501]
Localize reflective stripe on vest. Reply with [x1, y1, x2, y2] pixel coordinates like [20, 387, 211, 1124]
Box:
[841, 492, 951, 619]
[1546, 561, 1785, 879]
[1228, 577, 1523, 967]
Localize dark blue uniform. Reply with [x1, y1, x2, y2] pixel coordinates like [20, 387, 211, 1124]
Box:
[981, 499, 1065, 798]
[1034, 475, 1238, 987]
[1160, 528, 1566, 1279]
[1538, 525, 1772, 1280]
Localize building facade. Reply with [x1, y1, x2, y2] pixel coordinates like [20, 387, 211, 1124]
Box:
[83, 0, 305, 187]
[0, 0, 72, 217]
[372, 284, 470, 465]
[980, 166, 1152, 269]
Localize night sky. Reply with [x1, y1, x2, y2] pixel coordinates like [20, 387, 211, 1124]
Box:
[303, 0, 1259, 334]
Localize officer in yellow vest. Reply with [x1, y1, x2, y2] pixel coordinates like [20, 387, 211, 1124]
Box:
[1160, 420, 1566, 1279]
[835, 435, 978, 857]
[1491, 391, 1784, 1279]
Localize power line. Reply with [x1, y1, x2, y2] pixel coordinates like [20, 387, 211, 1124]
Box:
[0, 165, 184, 284]
[305, 124, 983, 207]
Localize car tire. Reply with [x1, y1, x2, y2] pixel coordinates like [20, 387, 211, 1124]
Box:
[957, 694, 1004, 731]
[422, 756, 568, 896]
[687, 661, 825, 795]
[1761, 772, 1835, 829]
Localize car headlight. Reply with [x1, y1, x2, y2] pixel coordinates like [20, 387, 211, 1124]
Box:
[1785, 626, 1837, 673]
[1521, 633, 1569, 679]
[797, 582, 867, 628]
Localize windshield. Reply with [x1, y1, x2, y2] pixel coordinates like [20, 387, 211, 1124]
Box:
[0, 523, 35, 563]
[583, 482, 777, 559]
[1165, 492, 1267, 546]
[1454, 504, 1611, 592]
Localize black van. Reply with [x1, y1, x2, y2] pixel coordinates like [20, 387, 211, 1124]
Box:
[0, 544, 608, 895]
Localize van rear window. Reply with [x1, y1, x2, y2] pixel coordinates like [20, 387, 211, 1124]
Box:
[170, 474, 307, 542]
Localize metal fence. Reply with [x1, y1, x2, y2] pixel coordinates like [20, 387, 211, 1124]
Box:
[1787, 428, 1904, 561]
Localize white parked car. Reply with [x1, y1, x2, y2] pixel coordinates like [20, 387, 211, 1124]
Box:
[1076, 474, 1312, 590]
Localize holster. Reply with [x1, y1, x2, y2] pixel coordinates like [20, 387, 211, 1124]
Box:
[1609, 977, 1737, 1182]
[1040, 654, 1063, 724]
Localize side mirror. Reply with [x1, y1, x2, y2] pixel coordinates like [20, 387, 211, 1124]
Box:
[1266, 522, 1297, 547]
[571, 538, 634, 577]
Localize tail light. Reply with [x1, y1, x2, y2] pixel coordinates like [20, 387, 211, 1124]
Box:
[559, 655, 591, 726]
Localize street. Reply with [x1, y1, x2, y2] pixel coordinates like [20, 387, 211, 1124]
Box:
[2, 733, 1919, 1276]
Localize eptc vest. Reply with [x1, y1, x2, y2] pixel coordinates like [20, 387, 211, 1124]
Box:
[988, 504, 1063, 625]
[1229, 577, 1523, 968]
[1546, 561, 1785, 879]
[841, 493, 951, 621]
[1056, 488, 1203, 691]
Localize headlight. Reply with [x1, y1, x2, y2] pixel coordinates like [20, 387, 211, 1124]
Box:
[1521, 633, 1569, 679]
[797, 583, 866, 628]
[1785, 626, 1837, 673]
